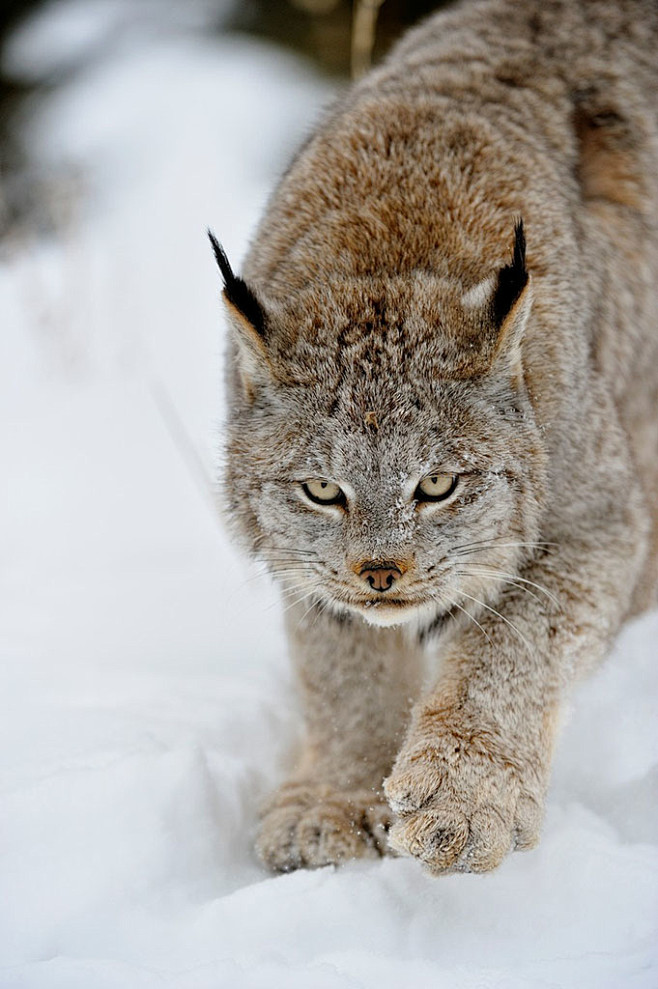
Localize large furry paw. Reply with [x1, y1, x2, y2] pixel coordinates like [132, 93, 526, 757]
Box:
[384, 722, 546, 874]
[256, 782, 392, 873]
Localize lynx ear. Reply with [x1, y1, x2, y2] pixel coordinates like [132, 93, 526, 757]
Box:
[208, 230, 272, 397]
[489, 219, 532, 382]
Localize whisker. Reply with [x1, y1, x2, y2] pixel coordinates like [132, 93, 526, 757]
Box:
[314, 595, 336, 626]
[280, 584, 323, 617]
[268, 564, 319, 573]
[287, 580, 337, 626]
[236, 563, 317, 596]
[254, 537, 318, 557]
[273, 574, 318, 588]
[457, 569, 544, 607]
[299, 593, 328, 626]
[245, 557, 319, 582]
[457, 565, 560, 608]
[257, 560, 319, 571]
[452, 539, 558, 558]
[266, 546, 318, 559]
[238, 568, 309, 590]
[261, 585, 306, 615]
[278, 581, 319, 601]
[434, 591, 493, 646]
[249, 560, 324, 578]
[457, 589, 535, 655]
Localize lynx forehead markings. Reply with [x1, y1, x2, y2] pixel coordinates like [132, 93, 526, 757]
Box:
[212, 0, 658, 876]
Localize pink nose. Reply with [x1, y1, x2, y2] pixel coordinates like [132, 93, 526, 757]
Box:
[359, 561, 403, 592]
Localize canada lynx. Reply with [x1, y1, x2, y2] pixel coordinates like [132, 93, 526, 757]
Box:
[210, 0, 658, 874]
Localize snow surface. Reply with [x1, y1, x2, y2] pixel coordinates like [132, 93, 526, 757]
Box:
[1, 3, 657, 987]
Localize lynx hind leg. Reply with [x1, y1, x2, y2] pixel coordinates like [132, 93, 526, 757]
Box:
[256, 781, 394, 872]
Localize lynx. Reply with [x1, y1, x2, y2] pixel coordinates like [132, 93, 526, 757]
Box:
[210, 0, 658, 874]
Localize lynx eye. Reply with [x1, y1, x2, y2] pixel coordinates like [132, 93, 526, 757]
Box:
[301, 479, 345, 506]
[415, 473, 458, 502]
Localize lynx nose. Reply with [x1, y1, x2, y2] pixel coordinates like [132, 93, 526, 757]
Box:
[358, 561, 403, 592]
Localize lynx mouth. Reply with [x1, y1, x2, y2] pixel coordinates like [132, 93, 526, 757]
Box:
[351, 596, 441, 628]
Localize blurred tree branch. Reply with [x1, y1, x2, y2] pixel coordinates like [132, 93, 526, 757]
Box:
[351, 0, 386, 79]
[225, 0, 446, 78]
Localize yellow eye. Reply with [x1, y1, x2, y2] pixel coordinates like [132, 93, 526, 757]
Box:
[302, 479, 345, 506]
[416, 473, 458, 502]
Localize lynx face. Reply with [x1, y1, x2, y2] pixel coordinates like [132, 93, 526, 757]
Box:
[214, 224, 546, 632]
[227, 364, 542, 630]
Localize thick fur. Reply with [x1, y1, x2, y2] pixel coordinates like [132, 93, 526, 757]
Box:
[216, 0, 658, 874]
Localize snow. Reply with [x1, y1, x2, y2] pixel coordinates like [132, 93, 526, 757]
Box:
[1, 3, 657, 987]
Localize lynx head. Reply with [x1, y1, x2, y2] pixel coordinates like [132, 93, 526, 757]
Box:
[211, 222, 546, 632]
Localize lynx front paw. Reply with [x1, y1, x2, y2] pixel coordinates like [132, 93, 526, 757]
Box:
[384, 727, 545, 874]
[256, 782, 392, 873]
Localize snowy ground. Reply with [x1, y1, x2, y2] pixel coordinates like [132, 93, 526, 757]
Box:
[1, 3, 657, 987]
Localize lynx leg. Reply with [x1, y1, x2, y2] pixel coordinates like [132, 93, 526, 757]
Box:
[385, 497, 648, 874]
[257, 605, 423, 872]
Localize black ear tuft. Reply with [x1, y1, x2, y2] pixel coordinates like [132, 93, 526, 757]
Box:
[492, 219, 528, 325]
[207, 229, 266, 336]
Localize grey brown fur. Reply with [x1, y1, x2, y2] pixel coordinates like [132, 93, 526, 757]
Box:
[214, 0, 658, 874]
